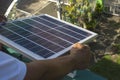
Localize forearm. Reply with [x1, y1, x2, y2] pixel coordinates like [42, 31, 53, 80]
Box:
[41, 55, 76, 80]
[24, 55, 76, 80]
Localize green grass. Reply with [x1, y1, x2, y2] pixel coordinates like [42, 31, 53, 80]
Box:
[90, 54, 120, 80]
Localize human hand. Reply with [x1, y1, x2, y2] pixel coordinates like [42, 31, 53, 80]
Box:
[70, 43, 91, 70]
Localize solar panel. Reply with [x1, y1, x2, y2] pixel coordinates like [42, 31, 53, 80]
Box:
[0, 14, 97, 60]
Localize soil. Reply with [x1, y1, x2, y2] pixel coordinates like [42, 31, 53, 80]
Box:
[88, 14, 120, 60]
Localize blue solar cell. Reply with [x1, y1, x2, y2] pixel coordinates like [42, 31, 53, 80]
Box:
[22, 42, 37, 49]
[47, 29, 79, 43]
[13, 21, 32, 29]
[4, 22, 34, 37]
[15, 38, 30, 45]
[0, 27, 22, 41]
[26, 34, 64, 52]
[29, 46, 45, 53]
[32, 17, 58, 28]
[40, 15, 91, 37]
[55, 27, 86, 40]
[23, 19, 51, 30]
[3, 23, 15, 28]
[29, 46, 54, 58]
[36, 50, 54, 58]
[15, 38, 51, 57]
[40, 15, 65, 25]
[37, 30, 72, 47]
[63, 25, 91, 37]
[26, 35, 46, 44]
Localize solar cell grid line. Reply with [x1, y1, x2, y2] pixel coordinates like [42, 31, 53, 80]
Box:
[13, 21, 32, 29]
[37, 31, 72, 47]
[0, 27, 23, 41]
[12, 21, 66, 49]
[32, 17, 58, 28]
[23, 19, 53, 31]
[36, 50, 54, 58]
[1, 31, 20, 40]
[22, 19, 74, 45]
[40, 21, 86, 40]
[47, 29, 79, 43]
[15, 38, 31, 46]
[32, 17, 81, 40]
[33, 17, 86, 42]
[1, 25, 56, 58]
[0, 34, 45, 60]
[21, 20, 72, 47]
[22, 24, 71, 47]
[5, 23, 31, 37]
[30, 17, 80, 43]
[26, 34, 64, 52]
[63, 25, 91, 37]
[41, 16, 90, 37]
[40, 15, 92, 37]
[1, 25, 56, 54]
[40, 15, 65, 26]
[55, 27, 86, 40]
[39, 16, 87, 38]
[21, 42, 38, 49]
[28, 45, 45, 52]
[35, 38, 64, 52]
[4, 23, 21, 31]
[29, 46, 53, 58]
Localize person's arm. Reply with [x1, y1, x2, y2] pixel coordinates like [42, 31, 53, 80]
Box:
[24, 43, 91, 80]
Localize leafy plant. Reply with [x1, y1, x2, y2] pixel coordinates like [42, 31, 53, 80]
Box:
[62, 0, 103, 30]
[7, 3, 17, 20]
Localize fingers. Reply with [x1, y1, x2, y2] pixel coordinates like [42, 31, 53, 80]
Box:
[72, 43, 83, 48]
[70, 43, 90, 55]
[70, 43, 91, 70]
[72, 43, 90, 50]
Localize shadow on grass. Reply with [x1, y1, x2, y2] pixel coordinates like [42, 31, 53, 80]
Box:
[90, 55, 120, 80]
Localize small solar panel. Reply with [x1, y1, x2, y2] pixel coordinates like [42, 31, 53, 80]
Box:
[0, 14, 97, 60]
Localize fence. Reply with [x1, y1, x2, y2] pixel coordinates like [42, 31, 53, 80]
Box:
[103, 0, 120, 16]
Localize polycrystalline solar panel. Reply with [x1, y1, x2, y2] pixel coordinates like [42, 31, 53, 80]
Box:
[0, 14, 97, 60]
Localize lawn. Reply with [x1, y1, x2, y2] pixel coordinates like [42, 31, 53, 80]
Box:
[90, 54, 120, 80]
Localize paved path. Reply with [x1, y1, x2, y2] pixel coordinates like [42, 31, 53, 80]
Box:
[17, 0, 49, 14]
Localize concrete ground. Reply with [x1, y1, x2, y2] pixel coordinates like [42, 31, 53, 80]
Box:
[16, 0, 57, 18]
